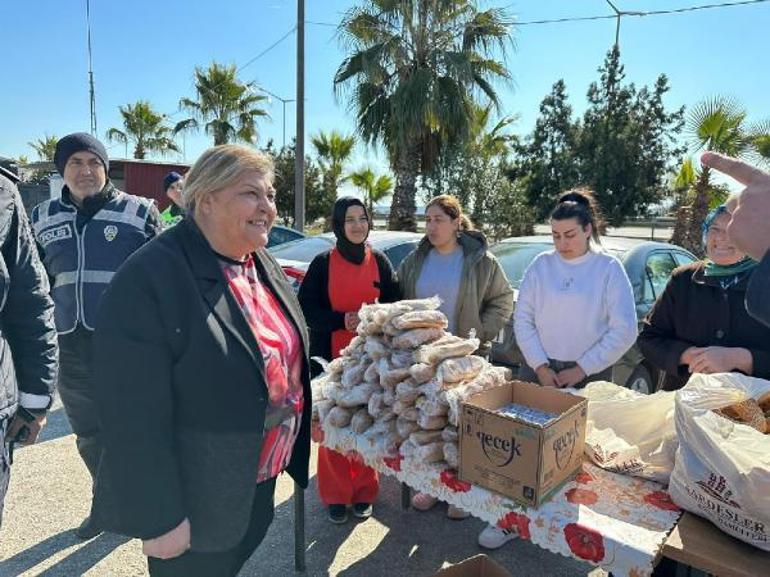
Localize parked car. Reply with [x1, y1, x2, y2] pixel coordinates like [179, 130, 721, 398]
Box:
[488, 236, 697, 394]
[268, 230, 423, 291]
[267, 224, 305, 248]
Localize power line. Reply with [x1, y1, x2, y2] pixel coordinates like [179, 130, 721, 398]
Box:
[237, 26, 296, 74]
[306, 0, 769, 28]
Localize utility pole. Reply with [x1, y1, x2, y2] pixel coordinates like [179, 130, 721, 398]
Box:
[605, 0, 644, 48]
[86, 0, 97, 135]
[294, 0, 305, 232]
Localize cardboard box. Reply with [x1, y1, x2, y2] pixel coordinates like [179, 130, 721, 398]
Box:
[431, 554, 513, 577]
[459, 381, 587, 508]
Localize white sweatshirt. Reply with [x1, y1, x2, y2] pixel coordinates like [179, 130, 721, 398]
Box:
[513, 249, 637, 376]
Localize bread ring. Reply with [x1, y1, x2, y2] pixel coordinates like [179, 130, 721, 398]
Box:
[714, 399, 767, 433]
[757, 391, 770, 416]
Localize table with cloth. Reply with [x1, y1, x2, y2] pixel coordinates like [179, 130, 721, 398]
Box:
[320, 423, 682, 577]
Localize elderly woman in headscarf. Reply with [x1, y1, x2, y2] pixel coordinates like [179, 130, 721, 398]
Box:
[639, 199, 770, 390]
[92, 145, 311, 577]
[298, 197, 400, 524]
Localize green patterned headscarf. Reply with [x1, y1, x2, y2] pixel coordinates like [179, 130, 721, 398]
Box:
[702, 204, 758, 277]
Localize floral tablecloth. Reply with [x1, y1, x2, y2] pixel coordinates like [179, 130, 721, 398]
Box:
[321, 423, 682, 577]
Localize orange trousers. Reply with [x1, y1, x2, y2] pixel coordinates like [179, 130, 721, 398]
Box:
[317, 446, 379, 506]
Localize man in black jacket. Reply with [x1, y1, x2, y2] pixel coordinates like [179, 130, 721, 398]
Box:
[30, 133, 162, 539]
[0, 166, 58, 528]
[702, 152, 770, 327]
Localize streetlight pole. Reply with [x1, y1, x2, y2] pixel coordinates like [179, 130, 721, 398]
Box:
[254, 85, 295, 149]
[294, 0, 305, 232]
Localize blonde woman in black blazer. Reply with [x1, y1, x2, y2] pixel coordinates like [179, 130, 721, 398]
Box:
[92, 145, 311, 577]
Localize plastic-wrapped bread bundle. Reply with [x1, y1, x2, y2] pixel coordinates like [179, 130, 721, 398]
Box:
[436, 355, 486, 384]
[321, 381, 342, 403]
[363, 361, 380, 384]
[441, 426, 458, 443]
[351, 408, 374, 434]
[415, 334, 480, 365]
[409, 363, 435, 384]
[336, 382, 379, 408]
[391, 327, 445, 349]
[417, 412, 448, 430]
[391, 310, 448, 331]
[400, 406, 420, 422]
[364, 337, 390, 361]
[313, 399, 335, 423]
[392, 398, 415, 416]
[341, 356, 371, 388]
[395, 380, 421, 404]
[408, 430, 444, 445]
[390, 349, 415, 369]
[396, 416, 420, 439]
[368, 392, 385, 418]
[341, 335, 366, 356]
[444, 442, 459, 468]
[415, 394, 449, 417]
[381, 366, 411, 387]
[325, 406, 354, 428]
[382, 387, 396, 407]
[445, 366, 511, 426]
[414, 441, 444, 463]
[326, 357, 344, 382]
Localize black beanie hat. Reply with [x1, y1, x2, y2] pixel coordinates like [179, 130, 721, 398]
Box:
[54, 132, 109, 176]
[332, 197, 370, 265]
[163, 171, 183, 192]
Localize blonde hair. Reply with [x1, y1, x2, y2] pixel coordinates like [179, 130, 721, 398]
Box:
[426, 194, 473, 231]
[183, 145, 274, 213]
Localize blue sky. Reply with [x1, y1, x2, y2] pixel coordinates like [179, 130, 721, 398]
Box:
[2, 0, 768, 185]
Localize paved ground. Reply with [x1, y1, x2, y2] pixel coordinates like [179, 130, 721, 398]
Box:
[0, 400, 605, 577]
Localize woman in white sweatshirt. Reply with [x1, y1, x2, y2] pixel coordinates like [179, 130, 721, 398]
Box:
[478, 189, 637, 550]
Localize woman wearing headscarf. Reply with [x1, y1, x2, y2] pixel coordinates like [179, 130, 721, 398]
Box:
[92, 145, 311, 577]
[298, 197, 399, 524]
[639, 201, 770, 390]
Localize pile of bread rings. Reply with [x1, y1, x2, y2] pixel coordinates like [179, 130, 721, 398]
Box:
[713, 392, 770, 433]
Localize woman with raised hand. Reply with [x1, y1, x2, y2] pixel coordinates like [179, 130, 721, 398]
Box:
[92, 145, 311, 577]
[299, 197, 399, 524]
[639, 200, 770, 390]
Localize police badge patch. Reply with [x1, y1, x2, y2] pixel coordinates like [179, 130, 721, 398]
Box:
[104, 225, 118, 242]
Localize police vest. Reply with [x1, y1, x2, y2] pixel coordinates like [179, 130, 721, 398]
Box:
[31, 191, 154, 333]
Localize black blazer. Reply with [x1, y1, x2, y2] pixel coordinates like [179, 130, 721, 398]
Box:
[92, 218, 311, 553]
[638, 261, 770, 391]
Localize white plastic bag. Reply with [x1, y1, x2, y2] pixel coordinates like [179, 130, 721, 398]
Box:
[668, 373, 770, 551]
[577, 381, 677, 483]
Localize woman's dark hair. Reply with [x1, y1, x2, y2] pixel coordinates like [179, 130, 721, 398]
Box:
[550, 187, 604, 244]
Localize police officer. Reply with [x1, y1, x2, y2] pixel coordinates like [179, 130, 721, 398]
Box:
[30, 133, 162, 539]
[0, 162, 58, 528]
[160, 171, 185, 228]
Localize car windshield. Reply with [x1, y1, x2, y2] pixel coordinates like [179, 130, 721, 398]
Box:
[490, 243, 553, 289]
[268, 236, 333, 261]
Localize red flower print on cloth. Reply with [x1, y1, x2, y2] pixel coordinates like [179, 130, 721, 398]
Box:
[564, 523, 606, 563]
[383, 453, 403, 472]
[497, 511, 531, 540]
[644, 490, 680, 512]
[575, 470, 594, 484]
[439, 469, 472, 493]
[566, 487, 599, 506]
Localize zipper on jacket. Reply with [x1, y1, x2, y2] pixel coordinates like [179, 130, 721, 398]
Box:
[75, 222, 86, 327]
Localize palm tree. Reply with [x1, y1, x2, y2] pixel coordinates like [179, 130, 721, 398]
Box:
[106, 101, 179, 159]
[671, 97, 770, 255]
[350, 167, 394, 217]
[311, 130, 356, 229]
[175, 62, 269, 145]
[334, 0, 513, 230]
[28, 134, 59, 161]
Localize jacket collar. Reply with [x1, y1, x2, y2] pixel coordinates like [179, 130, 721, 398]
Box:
[61, 181, 117, 215]
[414, 229, 487, 264]
[175, 218, 309, 366]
